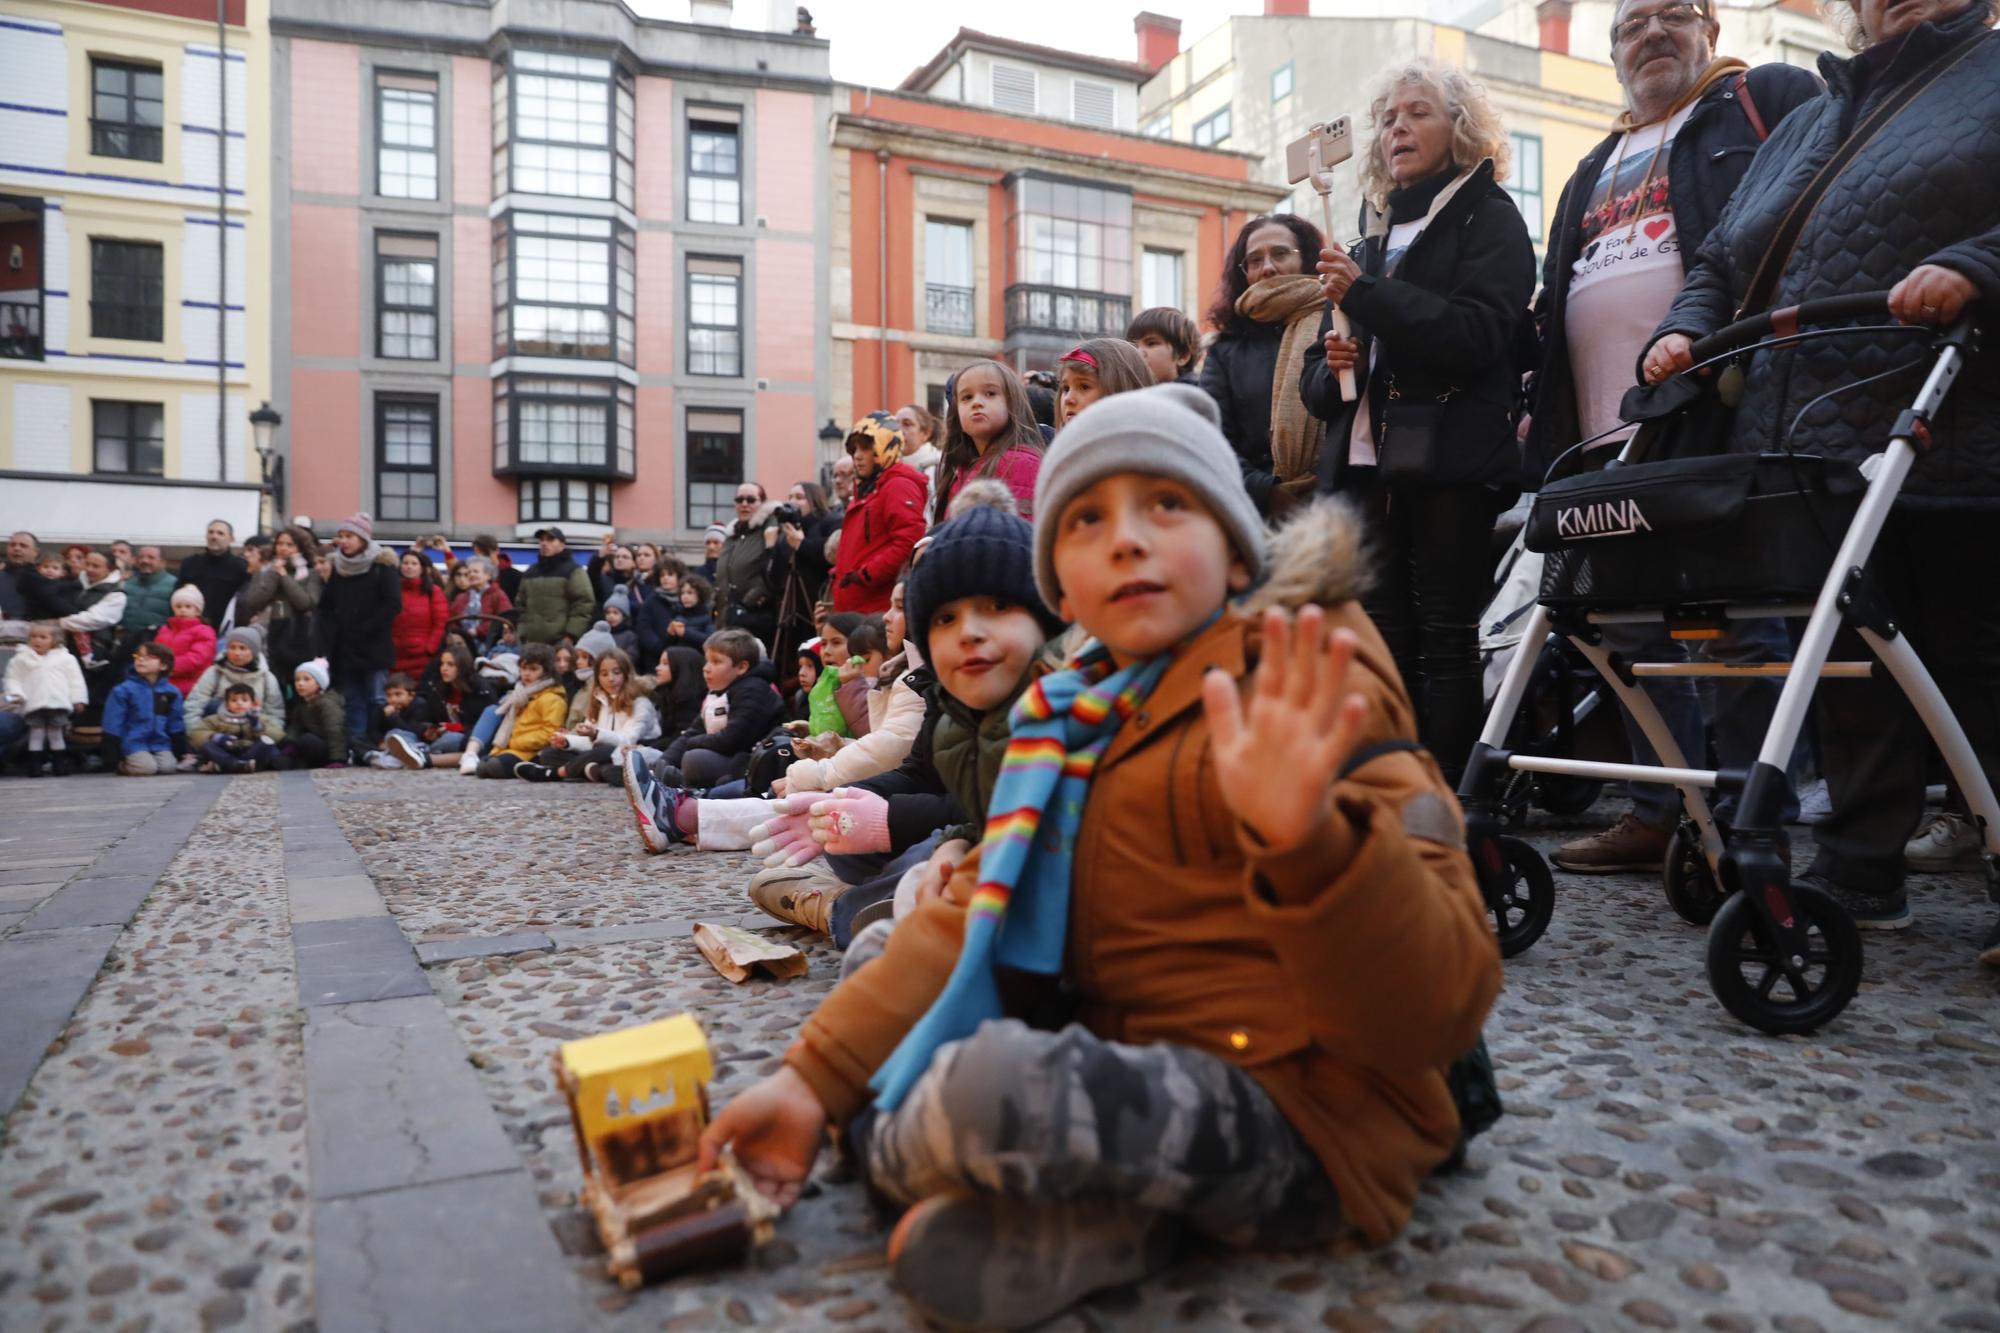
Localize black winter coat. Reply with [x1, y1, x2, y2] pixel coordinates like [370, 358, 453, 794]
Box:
[1655, 11, 2000, 505]
[853, 667, 965, 855]
[316, 557, 402, 673]
[1301, 162, 1537, 493]
[655, 646, 707, 736]
[662, 660, 783, 764]
[1198, 319, 1287, 512]
[176, 551, 249, 628]
[1525, 63, 1823, 486]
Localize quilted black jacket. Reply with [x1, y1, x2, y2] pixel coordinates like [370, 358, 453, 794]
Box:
[1654, 9, 2000, 506]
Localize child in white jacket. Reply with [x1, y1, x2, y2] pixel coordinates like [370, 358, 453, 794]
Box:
[4, 623, 89, 774]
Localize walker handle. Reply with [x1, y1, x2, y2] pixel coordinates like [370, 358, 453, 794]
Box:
[1688, 291, 1892, 363]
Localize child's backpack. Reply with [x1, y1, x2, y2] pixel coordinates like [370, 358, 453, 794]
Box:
[744, 732, 797, 798]
[1336, 740, 1503, 1170]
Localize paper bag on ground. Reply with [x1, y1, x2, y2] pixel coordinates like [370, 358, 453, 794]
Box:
[692, 922, 808, 983]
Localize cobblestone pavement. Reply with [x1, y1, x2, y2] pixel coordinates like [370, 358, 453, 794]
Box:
[2, 766, 1997, 1332]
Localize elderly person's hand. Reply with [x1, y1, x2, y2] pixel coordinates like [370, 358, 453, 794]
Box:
[1322, 331, 1361, 373]
[1316, 248, 1362, 305]
[1642, 333, 1695, 384]
[1888, 264, 1978, 327]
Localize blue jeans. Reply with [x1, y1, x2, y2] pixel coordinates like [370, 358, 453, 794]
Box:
[0, 711, 24, 760]
[827, 831, 941, 890]
[1601, 617, 1799, 827]
[334, 667, 387, 757]
[469, 705, 501, 749]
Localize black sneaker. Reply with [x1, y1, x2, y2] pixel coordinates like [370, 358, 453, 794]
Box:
[582, 761, 604, 784]
[514, 761, 557, 783]
[1818, 876, 1912, 931]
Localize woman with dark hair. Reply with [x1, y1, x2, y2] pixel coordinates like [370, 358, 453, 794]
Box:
[1300, 59, 1534, 785]
[240, 524, 323, 688]
[770, 478, 838, 626]
[391, 548, 451, 680]
[1198, 212, 1329, 517]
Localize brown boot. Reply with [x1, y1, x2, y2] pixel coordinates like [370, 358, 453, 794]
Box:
[1552, 812, 1673, 873]
[747, 866, 845, 934]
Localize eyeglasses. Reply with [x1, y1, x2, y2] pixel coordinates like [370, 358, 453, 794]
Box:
[734, 492, 760, 504]
[1612, 1, 1705, 46]
[1239, 245, 1301, 277]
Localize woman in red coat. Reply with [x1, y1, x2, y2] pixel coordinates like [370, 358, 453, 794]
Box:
[390, 550, 450, 680]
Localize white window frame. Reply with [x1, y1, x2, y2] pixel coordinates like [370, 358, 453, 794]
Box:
[1193, 106, 1231, 148]
[1142, 249, 1184, 313]
[1271, 62, 1295, 103]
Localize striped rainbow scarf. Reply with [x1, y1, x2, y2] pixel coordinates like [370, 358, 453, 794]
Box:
[870, 642, 1172, 1110]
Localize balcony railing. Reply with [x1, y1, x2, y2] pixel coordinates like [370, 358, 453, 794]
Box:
[1003, 284, 1130, 341]
[0, 297, 42, 360]
[925, 283, 975, 336]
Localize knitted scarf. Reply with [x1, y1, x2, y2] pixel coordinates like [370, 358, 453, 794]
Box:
[870, 643, 1172, 1110]
[1237, 274, 1330, 496]
[331, 539, 386, 579]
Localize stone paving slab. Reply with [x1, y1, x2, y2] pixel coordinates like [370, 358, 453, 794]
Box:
[294, 915, 433, 1007]
[414, 930, 556, 964]
[0, 924, 123, 1115]
[313, 1171, 580, 1333]
[289, 873, 389, 924]
[304, 996, 526, 1200]
[18, 874, 158, 931]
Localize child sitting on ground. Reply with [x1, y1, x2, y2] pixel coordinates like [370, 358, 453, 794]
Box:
[803, 613, 860, 741]
[666, 575, 714, 652]
[281, 659, 348, 770]
[699, 384, 1502, 1329]
[788, 644, 821, 723]
[601, 592, 640, 660]
[834, 619, 888, 739]
[517, 648, 659, 784]
[102, 643, 185, 776]
[193, 682, 277, 773]
[476, 642, 566, 778]
[4, 622, 88, 776]
[362, 673, 425, 767]
[183, 626, 287, 737]
[620, 628, 782, 843]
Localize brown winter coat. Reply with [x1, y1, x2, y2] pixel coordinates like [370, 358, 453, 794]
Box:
[785, 503, 1503, 1244]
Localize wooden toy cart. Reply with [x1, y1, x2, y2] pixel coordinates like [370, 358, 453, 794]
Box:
[552, 1013, 777, 1289]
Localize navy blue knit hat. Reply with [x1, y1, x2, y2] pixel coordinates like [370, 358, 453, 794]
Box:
[904, 505, 1064, 660]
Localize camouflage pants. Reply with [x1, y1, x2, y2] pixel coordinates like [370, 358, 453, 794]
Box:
[864, 1018, 1342, 1248]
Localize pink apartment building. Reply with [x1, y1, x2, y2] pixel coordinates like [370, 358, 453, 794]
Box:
[270, 0, 832, 546]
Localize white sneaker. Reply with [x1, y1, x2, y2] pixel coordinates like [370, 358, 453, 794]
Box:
[385, 733, 427, 770]
[1906, 811, 1979, 872]
[458, 744, 481, 776]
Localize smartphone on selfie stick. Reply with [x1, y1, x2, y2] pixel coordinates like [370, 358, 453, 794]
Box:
[1287, 118, 1358, 403]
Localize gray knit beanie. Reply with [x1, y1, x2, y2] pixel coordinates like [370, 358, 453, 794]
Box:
[575, 621, 618, 661]
[1031, 382, 1267, 609]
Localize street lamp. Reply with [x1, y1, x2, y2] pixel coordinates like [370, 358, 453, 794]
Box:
[817, 418, 843, 492]
[249, 401, 285, 532]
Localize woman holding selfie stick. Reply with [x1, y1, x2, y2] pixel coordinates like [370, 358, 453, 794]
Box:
[1299, 58, 1534, 784]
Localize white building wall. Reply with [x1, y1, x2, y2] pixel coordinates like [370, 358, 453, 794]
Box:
[960, 50, 1140, 132]
[12, 383, 73, 473]
[0, 18, 66, 177]
[42, 202, 71, 355]
[180, 46, 251, 194]
[177, 390, 245, 483]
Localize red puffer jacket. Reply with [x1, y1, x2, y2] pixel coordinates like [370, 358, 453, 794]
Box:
[390, 578, 449, 680]
[157, 614, 217, 699]
[831, 460, 927, 614]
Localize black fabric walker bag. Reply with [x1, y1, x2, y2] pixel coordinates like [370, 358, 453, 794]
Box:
[1526, 452, 1865, 608]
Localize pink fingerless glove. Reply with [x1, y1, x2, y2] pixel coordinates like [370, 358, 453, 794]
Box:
[749, 794, 821, 868]
[808, 788, 891, 856]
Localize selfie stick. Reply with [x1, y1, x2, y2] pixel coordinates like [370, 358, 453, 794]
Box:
[1305, 134, 1358, 404]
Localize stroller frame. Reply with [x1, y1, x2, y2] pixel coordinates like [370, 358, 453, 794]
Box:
[1461, 294, 1998, 1033]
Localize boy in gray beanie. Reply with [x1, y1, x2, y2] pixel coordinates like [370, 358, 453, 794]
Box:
[700, 383, 1501, 1329]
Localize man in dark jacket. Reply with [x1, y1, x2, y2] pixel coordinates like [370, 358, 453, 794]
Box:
[119, 546, 178, 648]
[1, 531, 70, 621]
[514, 528, 595, 645]
[316, 512, 402, 753]
[176, 519, 248, 629]
[1529, 0, 1821, 874]
[1644, 0, 2000, 950]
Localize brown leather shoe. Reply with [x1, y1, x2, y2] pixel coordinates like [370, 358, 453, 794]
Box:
[747, 866, 844, 934]
[1552, 813, 1674, 873]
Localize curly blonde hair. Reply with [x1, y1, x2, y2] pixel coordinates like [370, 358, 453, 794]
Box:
[1358, 59, 1511, 211]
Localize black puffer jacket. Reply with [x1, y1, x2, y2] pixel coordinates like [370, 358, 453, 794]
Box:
[1198, 318, 1286, 511]
[1654, 10, 2000, 506]
[1525, 62, 1823, 486]
[1301, 161, 1537, 493]
[316, 553, 401, 674]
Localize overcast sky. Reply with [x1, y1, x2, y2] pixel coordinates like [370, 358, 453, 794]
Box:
[629, 0, 1270, 88]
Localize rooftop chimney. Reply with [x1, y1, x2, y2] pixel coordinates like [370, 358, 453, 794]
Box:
[1537, 0, 1573, 54]
[1264, 0, 1309, 16]
[1135, 12, 1181, 72]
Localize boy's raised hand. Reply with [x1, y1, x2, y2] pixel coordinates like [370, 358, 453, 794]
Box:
[1202, 606, 1370, 855]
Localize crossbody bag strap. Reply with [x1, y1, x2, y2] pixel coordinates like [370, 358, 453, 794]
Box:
[1732, 71, 1769, 142]
[1337, 738, 1427, 781]
[1734, 28, 1990, 321]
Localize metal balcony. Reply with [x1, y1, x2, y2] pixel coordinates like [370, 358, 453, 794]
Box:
[1003, 283, 1130, 341]
[0, 298, 42, 360]
[925, 283, 975, 336]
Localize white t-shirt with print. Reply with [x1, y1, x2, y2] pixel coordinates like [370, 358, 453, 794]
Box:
[1565, 103, 1696, 451]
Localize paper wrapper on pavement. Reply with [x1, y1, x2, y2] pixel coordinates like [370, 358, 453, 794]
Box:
[692, 922, 808, 984]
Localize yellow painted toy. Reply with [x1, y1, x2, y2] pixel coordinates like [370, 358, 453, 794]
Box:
[552, 1013, 777, 1289]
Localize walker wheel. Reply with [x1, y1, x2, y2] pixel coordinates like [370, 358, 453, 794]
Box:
[1705, 882, 1861, 1035]
[1663, 821, 1726, 926]
[1488, 836, 1556, 958]
[1534, 775, 1603, 818]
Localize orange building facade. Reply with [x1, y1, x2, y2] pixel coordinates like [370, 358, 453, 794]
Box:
[829, 86, 1287, 431]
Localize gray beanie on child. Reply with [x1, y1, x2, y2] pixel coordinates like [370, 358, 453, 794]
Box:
[1030, 382, 1267, 609]
[223, 624, 264, 657]
[575, 621, 618, 661]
